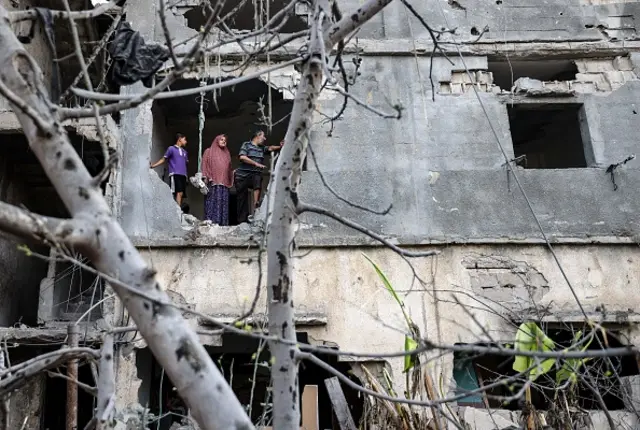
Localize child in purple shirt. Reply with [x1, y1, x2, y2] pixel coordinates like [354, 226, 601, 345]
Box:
[150, 133, 189, 207]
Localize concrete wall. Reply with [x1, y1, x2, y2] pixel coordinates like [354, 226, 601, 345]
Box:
[119, 0, 187, 239]
[6, 375, 44, 430]
[321, 0, 640, 43]
[121, 53, 640, 244]
[131, 244, 640, 391]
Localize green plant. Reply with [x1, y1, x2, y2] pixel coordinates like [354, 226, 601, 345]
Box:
[363, 253, 419, 373]
[512, 322, 596, 430]
[512, 322, 556, 379]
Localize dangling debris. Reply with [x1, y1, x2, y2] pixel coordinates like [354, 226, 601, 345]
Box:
[108, 21, 170, 88]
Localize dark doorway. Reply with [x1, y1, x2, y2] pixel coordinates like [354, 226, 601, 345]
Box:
[137, 333, 364, 429]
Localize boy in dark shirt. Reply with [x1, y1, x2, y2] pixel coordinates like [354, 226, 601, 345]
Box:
[234, 130, 282, 223]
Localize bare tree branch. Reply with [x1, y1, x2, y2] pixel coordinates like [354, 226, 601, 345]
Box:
[0, 348, 99, 396]
[58, 13, 123, 103]
[10, 2, 121, 23]
[327, 0, 394, 47]
[327, 84, 404, 118]
[0, 201, 91, 247]
[71, 57, 303, 102]
[46, 371, 98, 396]
[96, 335, 115, 430]
[0, 5, 253, 429]
[296, 202, 438, 257]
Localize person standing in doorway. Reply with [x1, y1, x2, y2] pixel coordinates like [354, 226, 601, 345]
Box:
[234, 130, 282, 224]
[202, 134, 233, 225]
[150, 133, 189, 208]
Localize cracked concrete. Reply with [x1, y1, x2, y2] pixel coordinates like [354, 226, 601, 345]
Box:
[463, 253, 550, 311]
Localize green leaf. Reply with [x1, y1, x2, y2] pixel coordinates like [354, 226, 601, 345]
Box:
[17, 244, 32, 256]
[363, 254, 420, 374]
[512, 322, 556, 381]
[363, 253, 414, 331]
[362, 253, 403, 308]
[404, 336, 418, 372]
[556, 331, 594, 385]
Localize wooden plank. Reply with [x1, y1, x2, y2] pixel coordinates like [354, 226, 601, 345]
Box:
[324, 377, 357, 430]
[301, 385, 319, 430]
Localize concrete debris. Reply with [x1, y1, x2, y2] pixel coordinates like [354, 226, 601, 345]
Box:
[194, 220, 254, 236]
[513, 77, 575, 97]
[113, 403, 157, 430]
[260, 66, 300, 100]
[440, 71, 494, 94]
[181, 213, 200, 229]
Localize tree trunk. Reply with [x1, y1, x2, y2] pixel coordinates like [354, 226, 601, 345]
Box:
[265, 1, 329, 426]
[264, 0, 394, 428]
[0, 7, 252, 430]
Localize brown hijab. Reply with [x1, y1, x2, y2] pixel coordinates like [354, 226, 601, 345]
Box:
[202, 134, 233, 187]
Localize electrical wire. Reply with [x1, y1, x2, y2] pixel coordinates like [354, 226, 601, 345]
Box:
[429, 0, 588, 317]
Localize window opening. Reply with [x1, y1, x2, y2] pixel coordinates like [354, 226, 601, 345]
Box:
[0, 131, 105, 327]
[2, 343, 95, 429]
[488, 60, 578, 92]
[151, 78, 293, 226]
[507, 103, 589, 169]
[453, 328, 639, 411]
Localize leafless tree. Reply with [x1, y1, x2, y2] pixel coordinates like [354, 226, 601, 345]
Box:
[0, 1, 637, 430]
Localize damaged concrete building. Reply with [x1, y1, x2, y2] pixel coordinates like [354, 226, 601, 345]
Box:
[3, 0, 640, 428]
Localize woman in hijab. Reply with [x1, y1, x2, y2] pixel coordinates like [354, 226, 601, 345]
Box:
[202, 134, 233, 225]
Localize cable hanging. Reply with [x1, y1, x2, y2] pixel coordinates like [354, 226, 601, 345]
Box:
[190, 59, 211, 196]
[196, 70, 208, 172]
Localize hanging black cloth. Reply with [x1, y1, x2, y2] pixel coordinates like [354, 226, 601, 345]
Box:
[108, 20, 170, 88]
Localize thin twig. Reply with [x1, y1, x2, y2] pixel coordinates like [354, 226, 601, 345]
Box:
[59, 13, 123, 103]
[10, 2, 120, 22]
[296, 202, 437, 257]
[61, 0, 110, 182]
[0, 74, 52, 132]
[158, 0, 179, 67]
[72, 57, 304, 102]
[327, 85, 403, 119]
[46, 371, 98, 396]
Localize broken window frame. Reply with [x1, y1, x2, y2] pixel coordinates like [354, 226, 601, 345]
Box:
[453, 325, 639, 411]
[150, 75, 294, 226]
[505, 101, 595, 169]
